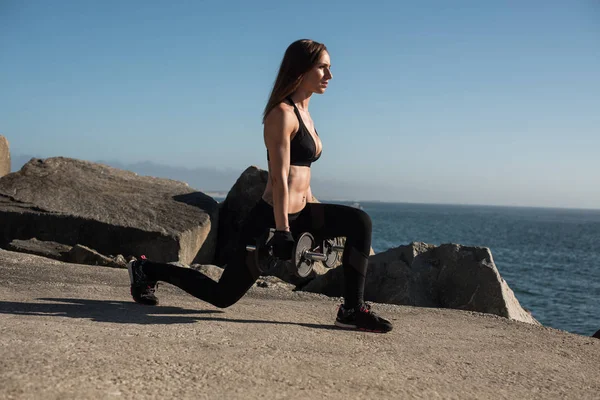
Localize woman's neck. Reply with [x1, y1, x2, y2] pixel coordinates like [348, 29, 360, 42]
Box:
[290, 91, 312, 111]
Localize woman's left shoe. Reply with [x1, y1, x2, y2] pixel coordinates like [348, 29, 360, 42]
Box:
[127, 257, 159, 306]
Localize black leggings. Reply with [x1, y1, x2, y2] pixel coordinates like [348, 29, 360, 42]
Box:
[142, 199, 372, 308]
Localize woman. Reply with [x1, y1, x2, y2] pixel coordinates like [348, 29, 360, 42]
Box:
[128, 39, 393, 333]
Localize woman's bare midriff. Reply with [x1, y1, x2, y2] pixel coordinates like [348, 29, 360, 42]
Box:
[262, 165, 311, 214]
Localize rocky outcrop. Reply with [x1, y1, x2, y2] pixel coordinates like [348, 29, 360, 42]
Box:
[6, 238, 128, 268]
[66, 244, 127, 268]
[190, 263, 224, 282]
[6, 238, 72, 261]
[0, 135, 9, 178]
[301, 242, 539, 325]
[0, 157, 218, 264]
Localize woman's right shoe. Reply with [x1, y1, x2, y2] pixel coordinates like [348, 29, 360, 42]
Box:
[335, 303, 393, 333]
[127, 257, 159, 306]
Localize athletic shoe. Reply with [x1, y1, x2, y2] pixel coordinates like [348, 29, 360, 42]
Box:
[127, 256, 159, 306]
[335, 303, 393, 333]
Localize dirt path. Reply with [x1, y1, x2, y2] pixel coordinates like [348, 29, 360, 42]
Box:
[1, 250, 598, 399]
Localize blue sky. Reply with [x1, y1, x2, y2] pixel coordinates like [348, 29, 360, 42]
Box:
[1, 1, 599, 208]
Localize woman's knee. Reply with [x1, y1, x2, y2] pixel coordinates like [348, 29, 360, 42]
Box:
[354, 208, 372, 234]
[342, 207, 372, 240]
[212, 300, 233, 309]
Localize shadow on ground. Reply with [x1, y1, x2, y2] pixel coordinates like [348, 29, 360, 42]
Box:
[0, 298, 340, 331]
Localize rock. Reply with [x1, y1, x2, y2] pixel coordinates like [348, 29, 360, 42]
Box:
[301, 242, 539, 325]
[215, 166, 268, 267]
[67, 244, 126, 268]
[0, 135, 9, 177]
[434, 244, 537, 324]
[190, 264, 224, 282]
[6, 238, 128, 268]
[593, 330, 600, 339]
[6, 238, 72, 261]
[0, 157, 218, 264]
[114, 254, 127, 265]
[168, 261, 190, 269]
[254, 275, 295, 291]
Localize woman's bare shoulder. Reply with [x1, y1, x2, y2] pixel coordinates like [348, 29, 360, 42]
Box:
[264, 102, 298, 135]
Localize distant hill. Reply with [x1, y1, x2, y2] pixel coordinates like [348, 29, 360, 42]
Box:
[11, 155, 36, 173]
[11, 155, 369, 201]
[98, 160, 241, 194]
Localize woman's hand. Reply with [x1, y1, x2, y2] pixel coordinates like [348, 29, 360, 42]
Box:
[268, 230, 295, 260]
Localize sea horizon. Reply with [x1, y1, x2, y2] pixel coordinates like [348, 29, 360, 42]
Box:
[211, 193, 600, 213]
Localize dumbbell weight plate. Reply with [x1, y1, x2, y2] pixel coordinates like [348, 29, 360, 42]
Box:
[254, 229, 275, 275]
[322, 239, 339, 268]
[293, 232, 315, 278]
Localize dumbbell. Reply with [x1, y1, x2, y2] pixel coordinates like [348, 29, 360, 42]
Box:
[246, 229, 344, 278]
[321, 238, 345, 268]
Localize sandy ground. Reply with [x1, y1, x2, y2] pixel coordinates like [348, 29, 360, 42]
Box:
[0, 249, 599, 400]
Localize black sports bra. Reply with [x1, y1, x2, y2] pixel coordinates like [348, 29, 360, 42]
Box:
[267, 97, 322, 167]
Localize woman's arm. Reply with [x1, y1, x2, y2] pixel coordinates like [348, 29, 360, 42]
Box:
[264, 104, 296, 231]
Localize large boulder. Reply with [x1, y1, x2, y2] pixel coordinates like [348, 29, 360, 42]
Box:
[215, 166, 268, 267]
[0, 157, 218, 264]
[0, 135, 9, 177]
[301, 242, 539, 325]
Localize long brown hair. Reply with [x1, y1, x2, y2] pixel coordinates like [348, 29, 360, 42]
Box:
[262, 39, 328, 124]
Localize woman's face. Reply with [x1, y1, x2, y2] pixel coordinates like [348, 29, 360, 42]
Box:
[300, 51, 332, 94]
